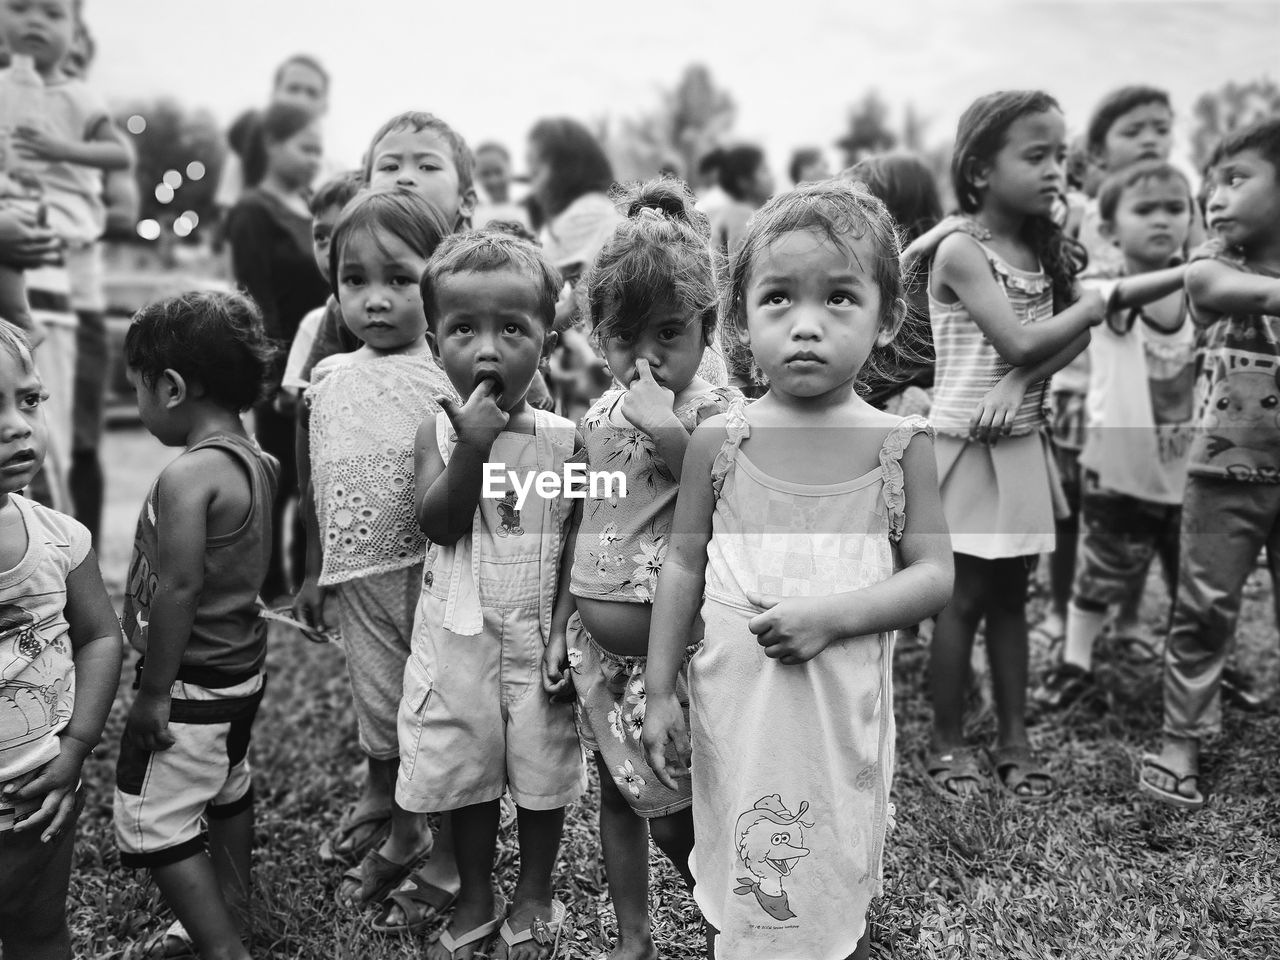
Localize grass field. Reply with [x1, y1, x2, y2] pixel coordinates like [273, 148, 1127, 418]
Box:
[65, 428, 1280, 959]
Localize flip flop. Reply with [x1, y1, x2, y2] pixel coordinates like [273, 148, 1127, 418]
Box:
[495, 899, 570, 959]
[436, 895, 508, 959]
[141, 921, 194, 960]
[336, 839, 434, 909]
[371, 870, 460, 935]
[990, 744, 1057, 804]
[918, 747, 987, 804]
[1138, 753, 1205, 811]
[320, 803, 393, 864]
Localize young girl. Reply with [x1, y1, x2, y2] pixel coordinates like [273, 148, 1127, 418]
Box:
[642, 181, 954, 960]
[293, 189, 460, 918]
[541, 180, 740, 960]
[922, 91, 1104, 803]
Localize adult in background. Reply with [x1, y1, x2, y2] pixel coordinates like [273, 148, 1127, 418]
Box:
[225, 102, 328, 601]
[788, 146, 830, 185]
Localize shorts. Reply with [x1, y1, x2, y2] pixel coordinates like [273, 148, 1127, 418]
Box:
[114, 673, 264, 867]
[1073, 473, 1180, 610]
[568, 611, 696, 818]
[396, 593, 584, 814]
[331, 562, 422, 760]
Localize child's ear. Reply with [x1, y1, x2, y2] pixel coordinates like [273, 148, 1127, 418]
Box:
[877, 298, 907, 348]
[1098, 218, 1118, 246]
[966, 157, 991, 195]
[160, 369, 188, 408]
[457, 187, 479, 226]
[541, 329, 559, 359]
[424, 328, 441, 362]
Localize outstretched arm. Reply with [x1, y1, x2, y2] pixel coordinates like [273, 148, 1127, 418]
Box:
[1186, 258, 1280, 325]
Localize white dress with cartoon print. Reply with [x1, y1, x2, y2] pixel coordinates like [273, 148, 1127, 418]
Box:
[691, 402, 929, 959]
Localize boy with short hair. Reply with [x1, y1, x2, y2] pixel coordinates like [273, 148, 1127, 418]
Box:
[0, 318, 122, 960]
[1140, 117, 1280, 810]
[113, 292, 280, 960]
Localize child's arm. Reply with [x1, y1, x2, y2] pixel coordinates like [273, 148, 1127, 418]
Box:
[1109, 265, 1187, 311]
[642, 419, 721, 790]
[125, 456, 219, 752]
[415, 382, 509, 545]
[933, 233, 1104, 366]
[743, 433, 953, 660]
[900, 216, 990, 275]
[13, 115, 130, 172]
[622, 359, 695, 480]
[5, 550, 122, 842]
[1185, 258, 1280, 324]
[970, 330, 1090, 444]
[542, 498, 582, 701]
[294, 409, 331, 634]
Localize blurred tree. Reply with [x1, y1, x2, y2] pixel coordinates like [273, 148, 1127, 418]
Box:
[115, 98, 224, 243]
[837, 90, 897, 167]
[1190, 77, 1280, 170]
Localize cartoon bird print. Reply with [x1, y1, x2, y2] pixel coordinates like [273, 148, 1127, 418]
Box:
[733, 795, 813, 922]
[0, 604, 41, 675]
[495, 490, 524, 538]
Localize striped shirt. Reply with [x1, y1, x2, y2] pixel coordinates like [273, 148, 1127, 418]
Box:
[929, 239, 1054, 436]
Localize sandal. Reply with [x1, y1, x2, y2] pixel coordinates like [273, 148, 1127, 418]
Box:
[371, 870, 460, 935]
[320, 803, 393, 864]
[1138, 753, 1205, 811]
[1106, 627, 1160, 665]
[918, 748, 987, 803]
[436, 895, 508, 959]
[336, 839, 433, 909]
[990, 744, 1056, 803]
[495, 899, 570, 959]
[141, 921, 194, 960]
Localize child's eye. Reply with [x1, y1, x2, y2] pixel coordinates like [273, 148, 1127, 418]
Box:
[612, 331, 634, 344]
[391, 275, 415, 287]
[452, 323, 472, 336]
[21, 391, 44, 409]
[419, 163, 441, 173]
[341, 274, 365, 287]
[829, 292, 855, 306]
[761, 292, 787, 306]
[504, 322, 523, 335]
[658, 327, 680, 341]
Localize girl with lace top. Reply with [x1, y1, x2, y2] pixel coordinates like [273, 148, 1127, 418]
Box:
[642, 181, 953, 960]
[922, 91, 1104, 805]
[540, 179, 740, 960]
[293, 189, 459, 913]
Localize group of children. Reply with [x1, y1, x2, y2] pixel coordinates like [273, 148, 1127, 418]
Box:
[2, 74, 1279, 960]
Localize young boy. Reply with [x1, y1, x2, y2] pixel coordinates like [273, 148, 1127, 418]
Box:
[1036, 161, 1195, 709]
[403, 230, 583, 957]
[0, 319, 121, 960]
[473, 141, 532, 231]
[1140, 117, 1280, 810]
[113, 292, 280, 959]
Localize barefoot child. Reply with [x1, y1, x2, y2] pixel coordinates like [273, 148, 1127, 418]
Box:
[643, 181, 954, 960]
[542, 179, 740, 960]
[406, 230, 583, 959]
[1036, 161, 1195, 709]
[0, 319, 121, 960]
[922, 91, 1104, 803]
[112, 292, 280, 960]
[1140, 117, 1280, 810]
[293, 189, 459, 918]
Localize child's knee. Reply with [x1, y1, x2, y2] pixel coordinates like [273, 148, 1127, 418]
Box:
[648, 809, 693, 857]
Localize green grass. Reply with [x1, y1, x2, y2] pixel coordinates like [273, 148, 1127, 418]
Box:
[66, 431, 1280, 958]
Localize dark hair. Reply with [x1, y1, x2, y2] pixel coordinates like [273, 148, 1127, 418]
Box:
[479, 218, 539, 244]
[0, 320, 33, 372]
[309, 170, 363, 217]
[583, 178, 718, 350]
[363, 111, 475, 197]
[842, 154, 942, 244]
[952, 90, 1086, 304]
[1086, 85, 1171, 158]
[232, 103, 317, 190]
[421, 229, 562, 332]
[702, 145, 765, 201]
[475, 142, 511, 162]
[1096, 160, 1191, 223]
[125, 292, 275, 412]
[723, 180, 909, 395]
[1207, 115, 1280, 179]
[328, 189, 452, 295]
[273, 54, 330, 94]
[526, 117, 614, 219]
[788, 148, 823, 185]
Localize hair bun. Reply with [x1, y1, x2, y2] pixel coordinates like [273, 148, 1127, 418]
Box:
[625, 182, 690, 222]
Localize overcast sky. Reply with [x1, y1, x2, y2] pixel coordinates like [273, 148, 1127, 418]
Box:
[88, 0, 1279, 179]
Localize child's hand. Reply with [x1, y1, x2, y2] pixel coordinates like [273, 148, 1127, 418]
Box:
[621, 360, 677, 437]
[901, 216, 991, 275]
[969, 376, 1028, 446]
[125, 690, 177, 753]
[437, 379, 509, 451]
[744, 590, 835, 663]
[541, 632, 576, 703]
[527, 369, 556, 411]
[294, 575, 333, 636]
[12, 124, 72, 163]
[3, 740, 86, 842]
[641, 691, 691, 791]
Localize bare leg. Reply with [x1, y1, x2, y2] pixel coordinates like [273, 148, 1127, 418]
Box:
[207, 803, 253, 941]
[595, 753, 659, 960]
[426, 800, 500, 960]
[506, 805, 567, 960]
[151, 854, 250, 960]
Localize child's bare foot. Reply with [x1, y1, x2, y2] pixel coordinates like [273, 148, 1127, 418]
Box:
[426, 890, 500, 960]
[1139, 735, 1204, 809]
[606, 936, 659, 960]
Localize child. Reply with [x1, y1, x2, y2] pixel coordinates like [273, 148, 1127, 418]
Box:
[922, 91, 1104, 803]
[112, 292, 279, 960]
[293, 189, 460, 918]
[0, 319, 121, 960]
[473, 142, 532, 231]
[405, 230, 582, 958]
[541, 180, 740, 960]
[1036, 162, 1194, 709]
[1140, 117, 1280, 810]
[643, 181, 954, 960]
